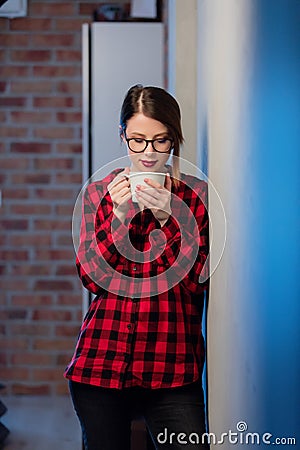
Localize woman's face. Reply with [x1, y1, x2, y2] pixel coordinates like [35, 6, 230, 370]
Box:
[123, 113, 171, 173]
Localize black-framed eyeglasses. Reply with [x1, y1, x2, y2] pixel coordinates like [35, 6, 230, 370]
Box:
[125, 136, 173, 153]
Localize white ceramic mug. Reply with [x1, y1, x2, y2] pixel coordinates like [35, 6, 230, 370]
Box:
[127, 171, 166, 202]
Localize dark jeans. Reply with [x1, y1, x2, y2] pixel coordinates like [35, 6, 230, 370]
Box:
[69, 380, 210, 450]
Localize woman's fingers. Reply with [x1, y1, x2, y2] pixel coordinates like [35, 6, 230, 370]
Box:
[136, 189, 157, 207]
[136, 187, 170, 211]
[108, 178, 130, 204]
[117, 191, 131, 206]
[165, 173, 172, 191]
[114, 185, 131, 203]
[109, 176, 129, 192]
[144, 174, 172, 191]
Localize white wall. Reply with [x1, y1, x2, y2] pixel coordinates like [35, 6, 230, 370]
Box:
[170, 1, 300, 446]
[202, 1, 260, 441]
[168, 0, 198, 165]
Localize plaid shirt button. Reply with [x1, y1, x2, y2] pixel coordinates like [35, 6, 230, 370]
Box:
[132, 266, 137, 271]
[127, 324, 132, 330]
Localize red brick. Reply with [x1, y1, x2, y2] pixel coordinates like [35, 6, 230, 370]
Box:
[35, 249, 74, 260]
[0, 174, 7, 185]
[0, 34, 30, 46]
[33, 96, 74, 108]
[79, 2, 101, 15]
[11, 264, 51, 276]
[55, 173, 82, 184]
[10, 18, 52, 31]
[0, 97, 26, 107]
[11, 173, 51, 184]
[58, 294, 81, 306]
[10, 204, 51, 215]
[75, 309, 84, 321]
[55, 18, 88, 31]
[55, 143, 82, 154]
[34, 220, 72, 232]
[0, 352, 8, 365]
[0, 111, 6, 121]
[11, 384, 51, 395]
[33, 338, 74, 351]
[11, 353, 53, 366]
[3, 188, 29, 199]
[34, 188, 75, 199]
[56, 81, 81, 94]
[55, 325, 79, 337]
[33, 280, 74, 291]
[0, 18, 9, 31]
[0, 249, 28, 260]
[32, 309, 72, 322]
[56, 353, 73, 365]
[56, 111, 82, 122]
[10, 234, 51, 246]
[0, 127, 28, 138]
[30, 3, 76, 16]
[0, 66, 29, 77]
[1, 338, 29, 350]
[0, 158, 28, 169]
[33, 65, 80, 77]
[56, 382, 69, 395]
[55, 234, 73, 246]
[56, 265, 77, 276]
[10, 81, 53, 94]
[32, 367, 65, 382]
[34, 127, 74, 139]
[0, 82, 7, 93]
[32, 34, 75, 47]
[10, 323, 51, 335]
[11, 295, 52, 307]
[0, 50, 5, 62]
[34, 157, 74, 170]
[0, 265, 7, 276]
[11, 50, 51, 62]
[55, 204, 75, 216]
[1, 367, 30, 381]
[0, 279, 28, 290]
[56, 49, 81, 62]
[11, 142, 51, 153]
[10, 111, 53, 124]
[0, 222, 28, 232]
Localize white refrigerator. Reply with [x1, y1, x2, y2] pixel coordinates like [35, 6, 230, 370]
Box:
[82, 22, 164, 182]
[81, 21, 164, 315]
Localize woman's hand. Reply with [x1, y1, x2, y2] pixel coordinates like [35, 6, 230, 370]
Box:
[135, 173, 172, 226]
[108, 168, 131, 223]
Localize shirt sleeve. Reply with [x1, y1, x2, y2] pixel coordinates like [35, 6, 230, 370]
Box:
[75, 183, 129, 295]
[151, 182, 209, 294]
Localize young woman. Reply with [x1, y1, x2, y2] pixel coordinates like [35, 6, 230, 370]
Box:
[65, 85, 210, 449]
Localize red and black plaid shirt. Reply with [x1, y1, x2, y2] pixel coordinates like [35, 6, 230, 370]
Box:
[64, 169, 209, 389]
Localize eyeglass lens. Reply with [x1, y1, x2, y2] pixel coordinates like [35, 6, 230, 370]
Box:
[128, 138, 171, 153]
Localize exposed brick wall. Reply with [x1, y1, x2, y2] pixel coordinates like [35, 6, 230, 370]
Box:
[0, 1, 130, 396]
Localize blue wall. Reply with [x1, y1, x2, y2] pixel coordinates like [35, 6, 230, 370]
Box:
[251, 0, 300, 441]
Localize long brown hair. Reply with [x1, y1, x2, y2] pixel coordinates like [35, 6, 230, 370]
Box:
[120, 85, 184, 186]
